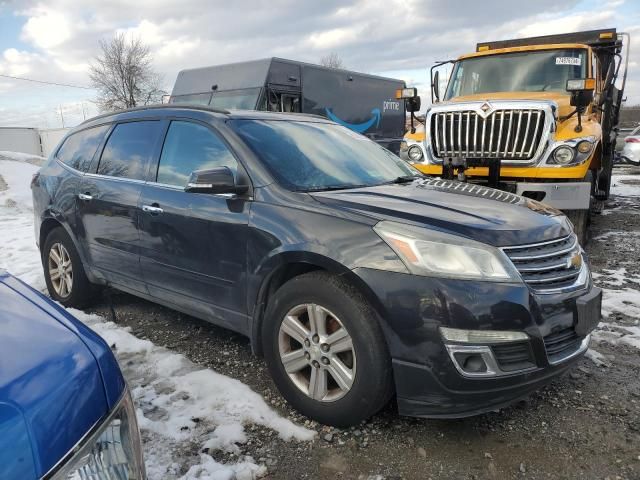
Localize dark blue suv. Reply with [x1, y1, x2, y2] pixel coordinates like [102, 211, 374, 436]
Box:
[31, 105, 601, 427]
[0, 270, 145, 479]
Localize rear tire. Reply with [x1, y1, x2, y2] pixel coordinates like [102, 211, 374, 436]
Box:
[262, 271, 393, 427]
[42, 227, 96, 308]
[564, 209, 590, 246]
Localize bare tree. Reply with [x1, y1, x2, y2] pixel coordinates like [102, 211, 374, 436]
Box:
[89, 33, 165, 111]
[320, 52, 345, 69]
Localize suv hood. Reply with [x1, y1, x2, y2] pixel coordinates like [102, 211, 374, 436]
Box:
[0, 274, 114, 478]
[311, 179, 571, 247]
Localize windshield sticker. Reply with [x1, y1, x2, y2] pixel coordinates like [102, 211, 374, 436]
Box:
[556, 57, 581, 66]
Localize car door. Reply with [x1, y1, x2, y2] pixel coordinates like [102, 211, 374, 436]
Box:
[138, 119, 251, 332]
[77, 120, 164, 293]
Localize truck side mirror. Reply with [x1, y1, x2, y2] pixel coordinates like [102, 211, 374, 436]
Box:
[567, 78, 595, 109]
[406, 96, 421, 113]
[432, 70, 440, 102]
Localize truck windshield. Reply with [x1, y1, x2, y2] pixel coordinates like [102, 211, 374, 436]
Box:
[230, 119, 418, 191]
[445, 48, 588, 99]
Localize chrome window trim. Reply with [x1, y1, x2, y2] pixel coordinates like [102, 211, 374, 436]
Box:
[83, 172, 146, 184]
[424, 100, 557, 167]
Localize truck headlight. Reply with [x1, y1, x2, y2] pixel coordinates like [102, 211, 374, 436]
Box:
[552, 146, 575, 165]
[408, 145, 424, 162]
[50, 388, 145, 480]
[374, 221, 520, 282]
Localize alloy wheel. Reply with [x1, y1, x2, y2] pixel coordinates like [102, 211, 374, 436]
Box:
[278, 303, 356, 402]
[48, 242, 73, 298]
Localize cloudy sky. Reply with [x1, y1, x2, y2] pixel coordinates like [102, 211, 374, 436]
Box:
[0, 0, 638, 128]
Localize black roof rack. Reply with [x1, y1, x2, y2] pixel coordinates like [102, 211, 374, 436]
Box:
[476, 28, 620, 52]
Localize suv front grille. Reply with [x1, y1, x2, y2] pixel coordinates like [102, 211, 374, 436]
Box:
[430, 109, 546, 160]
[544, 327, 582, 363]
[502, 235, 584, 293]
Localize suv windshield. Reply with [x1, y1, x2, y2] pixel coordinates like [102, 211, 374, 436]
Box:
[231, 119, 418, 191]
[445, 48, 588, 99]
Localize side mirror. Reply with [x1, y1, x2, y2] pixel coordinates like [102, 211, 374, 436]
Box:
[185, 166, 248, 195]
[432, 70, 440, 102]
[567, 78, 595, 109]
[406, 96, 421, 113]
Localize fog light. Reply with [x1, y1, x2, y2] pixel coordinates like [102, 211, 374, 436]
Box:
[454, 353, 488, 373]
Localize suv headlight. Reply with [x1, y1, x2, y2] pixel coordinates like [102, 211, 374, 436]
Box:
[50, 388, 145, 479]
[374, 221, 521, 282]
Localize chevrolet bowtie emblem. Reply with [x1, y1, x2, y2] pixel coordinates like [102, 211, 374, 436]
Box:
[567, 252, 583, 269]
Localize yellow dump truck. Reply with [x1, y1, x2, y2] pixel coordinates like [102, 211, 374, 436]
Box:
[412, 29, 629, 241]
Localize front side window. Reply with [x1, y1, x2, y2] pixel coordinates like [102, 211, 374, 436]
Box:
[97, 121, 161, 180]
[230, 120, 417, 191]
[156, 121, 238, 187]
[56, 125, 110, 171]
[445, 48, 588, 99]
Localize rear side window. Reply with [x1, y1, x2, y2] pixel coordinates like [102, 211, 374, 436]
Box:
[56, 125, 110, 172]
[97, 121, 161, 180]
[156, 121, 238, 187]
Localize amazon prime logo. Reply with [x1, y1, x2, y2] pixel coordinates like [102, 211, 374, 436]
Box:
[383, 100, 400, 112]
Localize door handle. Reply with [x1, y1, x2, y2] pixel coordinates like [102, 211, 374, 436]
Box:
[78, 193, 93, 201]
[142, 204, 164, 215]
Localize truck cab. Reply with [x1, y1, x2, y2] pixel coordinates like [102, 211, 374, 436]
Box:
[414, 29, 629, 242]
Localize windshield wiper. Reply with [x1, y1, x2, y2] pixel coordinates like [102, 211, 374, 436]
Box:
[387, 175, 423, 184]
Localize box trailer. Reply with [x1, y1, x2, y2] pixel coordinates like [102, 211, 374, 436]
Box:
[170, 58, 408, 153]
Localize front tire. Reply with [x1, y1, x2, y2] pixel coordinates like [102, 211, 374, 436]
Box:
[565, 209, 590, 246]
[43, 227, 95, 308]
[262, 271, 393, 427]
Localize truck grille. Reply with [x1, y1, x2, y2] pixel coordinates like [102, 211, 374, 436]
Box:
[430, 109, 546, 160]
[502, 235, 583, 292]
[544, 327, 582, 363]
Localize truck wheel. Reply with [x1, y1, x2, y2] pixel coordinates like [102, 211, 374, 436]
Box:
[565, 209, 590, 246]
[43, 227, 96, 308]
[262, 271, 393, 427]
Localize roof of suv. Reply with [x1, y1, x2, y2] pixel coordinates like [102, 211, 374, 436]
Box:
[80, 104, 331, 127]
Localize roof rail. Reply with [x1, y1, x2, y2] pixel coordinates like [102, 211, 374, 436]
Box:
[81, 104, 230, 125]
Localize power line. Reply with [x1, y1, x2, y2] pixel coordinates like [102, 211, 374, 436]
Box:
[0, 73, 94, 90]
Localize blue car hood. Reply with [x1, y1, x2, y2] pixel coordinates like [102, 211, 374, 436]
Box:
[0, 273, 124, 478]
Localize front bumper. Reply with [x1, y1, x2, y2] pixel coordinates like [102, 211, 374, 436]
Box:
[353, 267, 597, 418]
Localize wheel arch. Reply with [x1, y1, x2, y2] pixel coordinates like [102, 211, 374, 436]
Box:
[249, 252, 389, 356]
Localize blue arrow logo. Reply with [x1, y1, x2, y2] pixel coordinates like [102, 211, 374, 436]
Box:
[325, 108, 381, 133]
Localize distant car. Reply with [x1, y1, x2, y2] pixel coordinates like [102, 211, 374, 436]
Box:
[32, 105, 601, 427]
[621, 125, 640, 165]
[0, 270, 145, 479]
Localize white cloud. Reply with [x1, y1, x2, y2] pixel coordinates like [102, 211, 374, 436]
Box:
[0, 0, 639, 128]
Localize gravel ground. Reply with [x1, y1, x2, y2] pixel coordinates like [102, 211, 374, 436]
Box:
[88, 166, 640, 480]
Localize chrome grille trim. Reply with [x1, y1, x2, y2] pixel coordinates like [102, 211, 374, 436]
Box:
[425, 100, 556, 166]
[502, 234, 588, 294]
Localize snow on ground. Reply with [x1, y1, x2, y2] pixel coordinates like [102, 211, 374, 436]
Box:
[0, 152, 314, 479]
[610, 174, 640, 197]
